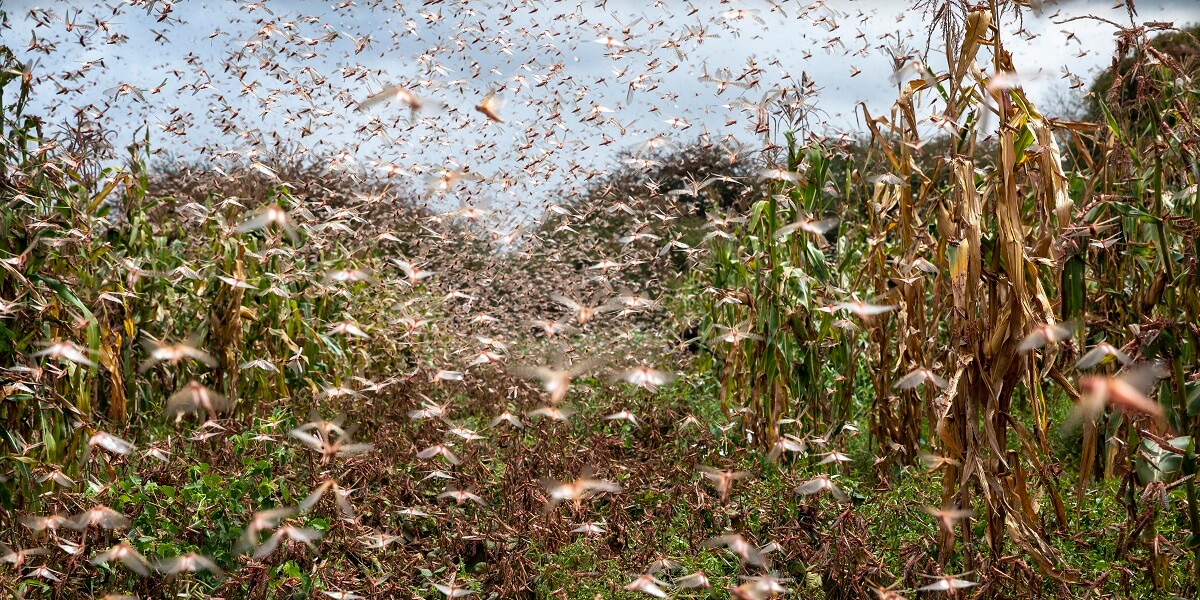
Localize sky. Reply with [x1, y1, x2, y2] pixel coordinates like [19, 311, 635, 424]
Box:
[4, 0, 1198, 221]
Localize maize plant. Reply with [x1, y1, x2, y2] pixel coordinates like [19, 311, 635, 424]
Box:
[695, 0, 1200, 588]
[0, 47, 429, 510]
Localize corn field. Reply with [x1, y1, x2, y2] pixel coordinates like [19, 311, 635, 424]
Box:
[2, 1, 1199, 599]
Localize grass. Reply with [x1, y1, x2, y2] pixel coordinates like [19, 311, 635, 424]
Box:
[6, 363, 1190, 599]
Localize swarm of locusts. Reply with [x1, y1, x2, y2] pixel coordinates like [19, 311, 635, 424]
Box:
[2, 0, 1199, 598]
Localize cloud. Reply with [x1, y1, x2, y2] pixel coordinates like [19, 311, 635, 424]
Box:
[5, 0, 1195, 216]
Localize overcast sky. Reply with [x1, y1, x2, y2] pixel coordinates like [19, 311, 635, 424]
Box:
[5, 0, 1198, 219]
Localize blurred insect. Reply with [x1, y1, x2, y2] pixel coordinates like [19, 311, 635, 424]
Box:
[605, 409, 640, 427]
[488, 410, 525, 429]
[328, 321, 369, 338]
[528, 317, 574, 338]
[25, 565, 62, 582]
[1067, 365, 1166, 431]
[90, 542, 150, 576]
[919, 452, 961, 472]
[870, 581, 909, 600]
[361, 531, 404, 549]
[140, 333, 215, 372]
[409, 396, 452, 421]
[322, 591, 365, 600]
[758, 168, 805, 182]
[251, 525, 322, 559]
[0, 543, 49, 569]
[721, 8, 766, 25]
[323, 268, 374, 285]
[894, 367, 948, 390]
[774, 214, 840, 240]
[437, 488, 487, 506]
[922, 505, 974, 533]
[391, 259, 436, 286]
[767, 434, 808, 462]
[236, 203, 298, 243]
[540, 468, 622, 512]
[817, 450, 852, 465]
[19, 514, 71, 533]
[729, 574, 790, 599]
[291, 420, 374, 462]
[513, 359, 595, 403]
[528, 405, 576, 422]
[1075, 341, 1133, 370]
[1018, 321, 1077, 352]
[571, 522, 607, 535]
[416, 443, 461, 465]
[355, 85, 429, 117]
[794, 474, 849, 502]
[550, 294, 615, 325]
[33, 340, 96, 368]
[235, 507, 297, 554]
[917, 572, 978, 591]
[69, 505, 130, 530]
[676, 570, 711, 589]
[1064, 217, 1119, 239]
[152, 552, 224, 578]
[166, 380, 230, 421]
[433, 573, 475, 598]
[89, 431, 135, 457]
[703, 533, 767, 566]
[301, 478, 358, 519]
[831, 300, 895, 317]
[625, 573, 671, 597]
[617, 365, 675, 392]
[714, 321, 763, 345]
[475, 89, 504, 122]
[699, 466, 752, 502]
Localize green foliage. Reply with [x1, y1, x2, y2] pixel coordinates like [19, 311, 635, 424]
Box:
[689, 133, 859, 443]
[0, 42, 432, 514]
[1086, 24, 1200, 124]
[682, 9, 1200, 598]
